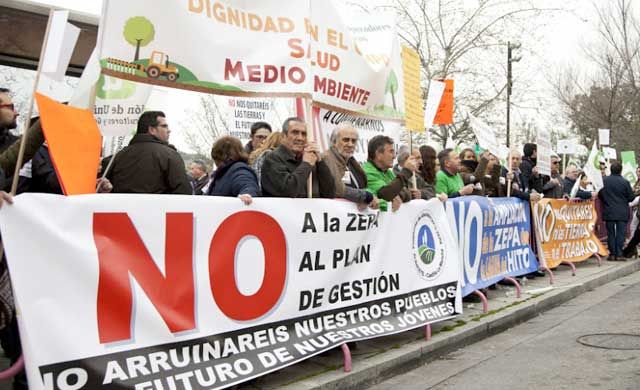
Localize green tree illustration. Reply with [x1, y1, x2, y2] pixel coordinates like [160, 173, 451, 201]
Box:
[123, 16, 155, 62]
[385, 70, 398, 110]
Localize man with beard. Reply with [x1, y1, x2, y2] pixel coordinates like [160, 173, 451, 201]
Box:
[322, 122, 378, 209]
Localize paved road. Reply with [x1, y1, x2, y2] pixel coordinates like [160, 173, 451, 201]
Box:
[371, 271, 640, 390]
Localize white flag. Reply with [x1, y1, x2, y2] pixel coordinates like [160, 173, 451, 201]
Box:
[41, 10, 81, 82]
[584, 142, 604, 191]
[69, 48, 101, 109]
[570, 174, 582, 198]
[424, 80, 446, 128]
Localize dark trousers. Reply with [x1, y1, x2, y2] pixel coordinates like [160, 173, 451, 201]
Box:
[606, 221, 627, 257]
[0, 316, 27, 389]
[623, 223, 640, 256]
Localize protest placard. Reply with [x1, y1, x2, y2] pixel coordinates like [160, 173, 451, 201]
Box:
[531, 199, 608, 269]
[446, 196, 538, 296]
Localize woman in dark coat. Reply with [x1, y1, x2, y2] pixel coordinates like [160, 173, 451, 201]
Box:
[205, 136, 260, 204]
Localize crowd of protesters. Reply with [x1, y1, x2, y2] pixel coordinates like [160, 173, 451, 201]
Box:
[0, 88, 639, 388]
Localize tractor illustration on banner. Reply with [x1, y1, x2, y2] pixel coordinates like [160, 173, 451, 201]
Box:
[106, 51, 179, 82]
[103, 16, 182, 82]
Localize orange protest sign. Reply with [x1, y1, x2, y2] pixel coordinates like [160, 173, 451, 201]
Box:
[433, 79, 454, 125]
[35, 93, 102, 195]
[531, 199, 608, 269]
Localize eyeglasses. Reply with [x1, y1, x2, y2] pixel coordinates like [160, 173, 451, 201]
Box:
[0, 103, 15, 111]
[552, 161, 559, 165]
[156, 124, 169, 129]
[341, 137, 358, 144]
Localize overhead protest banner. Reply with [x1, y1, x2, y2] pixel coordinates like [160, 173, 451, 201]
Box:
[446, 196, 539, 297]
[0, 195, 461, 389]
[99, 0, 404, 120]
[313, 107, 402, 162]
[531, 199, 608, 269]
[401, 46, 424, 132]
[536, 127, 551, 176]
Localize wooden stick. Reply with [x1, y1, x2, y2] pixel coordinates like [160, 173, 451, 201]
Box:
[507, 147, 513, 197]
[409, 131, 417, 190]
[305, 98, 314, 199]
[10, 9, 55, 195]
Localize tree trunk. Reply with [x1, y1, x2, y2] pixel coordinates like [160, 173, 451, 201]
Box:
[391, 92, 397, 110]
[134, 40, 142, 62]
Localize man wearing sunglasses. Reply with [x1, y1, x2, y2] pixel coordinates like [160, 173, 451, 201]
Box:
[542, 154, 564, 198]
[0, 89, 18, 133]
[0, 89, 20, 162]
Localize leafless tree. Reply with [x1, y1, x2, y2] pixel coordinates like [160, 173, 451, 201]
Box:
[554, 0, 640, 153]
[181, 95, 230, 159]
[349, 0, 564, 148]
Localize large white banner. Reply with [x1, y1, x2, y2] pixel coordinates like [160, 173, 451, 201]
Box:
[313, 107, 402, 162]
[0, 195, 460, 389]
[99, 0, 404, 120]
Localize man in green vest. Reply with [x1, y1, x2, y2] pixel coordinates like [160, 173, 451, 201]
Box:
[363, 135, 418, 211]
[435, 148, 474, 197]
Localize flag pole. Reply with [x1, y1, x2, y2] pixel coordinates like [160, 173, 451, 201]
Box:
[409, 131, 417, 190]
[304, 98, 314, 199]
[507, 147, 513, 197]
[10, 9, 55, 195]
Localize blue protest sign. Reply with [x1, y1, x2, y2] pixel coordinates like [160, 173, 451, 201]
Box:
[446, 196, 539, 296]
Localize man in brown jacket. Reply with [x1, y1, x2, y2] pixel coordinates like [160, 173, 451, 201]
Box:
[107, 111, 191, 194]
[322, 123, 378, 209]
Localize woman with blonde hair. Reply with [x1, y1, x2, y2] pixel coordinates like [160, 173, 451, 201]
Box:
[249, 131, 283, 189]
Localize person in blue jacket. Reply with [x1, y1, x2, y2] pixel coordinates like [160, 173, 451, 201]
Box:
[599, 162, 636, 261]
[206, 136, 260, 204]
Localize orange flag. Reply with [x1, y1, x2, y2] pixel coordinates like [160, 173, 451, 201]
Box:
[433, 79, 454, 125]
[35, 93, 102, 195]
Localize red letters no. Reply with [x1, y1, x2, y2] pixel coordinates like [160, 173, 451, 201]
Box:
[209, 211, 286, 321]
[93, 213, 195, 344]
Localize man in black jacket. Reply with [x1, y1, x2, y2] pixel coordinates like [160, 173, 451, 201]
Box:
[261, 117, 335, 198]
[599, 162, 635, 261]
[520, 143, 543, 193]
[107, 111, 191, 194]
[542, 155, 563, 198]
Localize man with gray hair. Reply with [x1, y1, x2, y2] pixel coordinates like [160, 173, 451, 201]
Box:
[189, 160, 209, 195]
[261, 117, 335, 198]
[322, 122, 379, 209]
